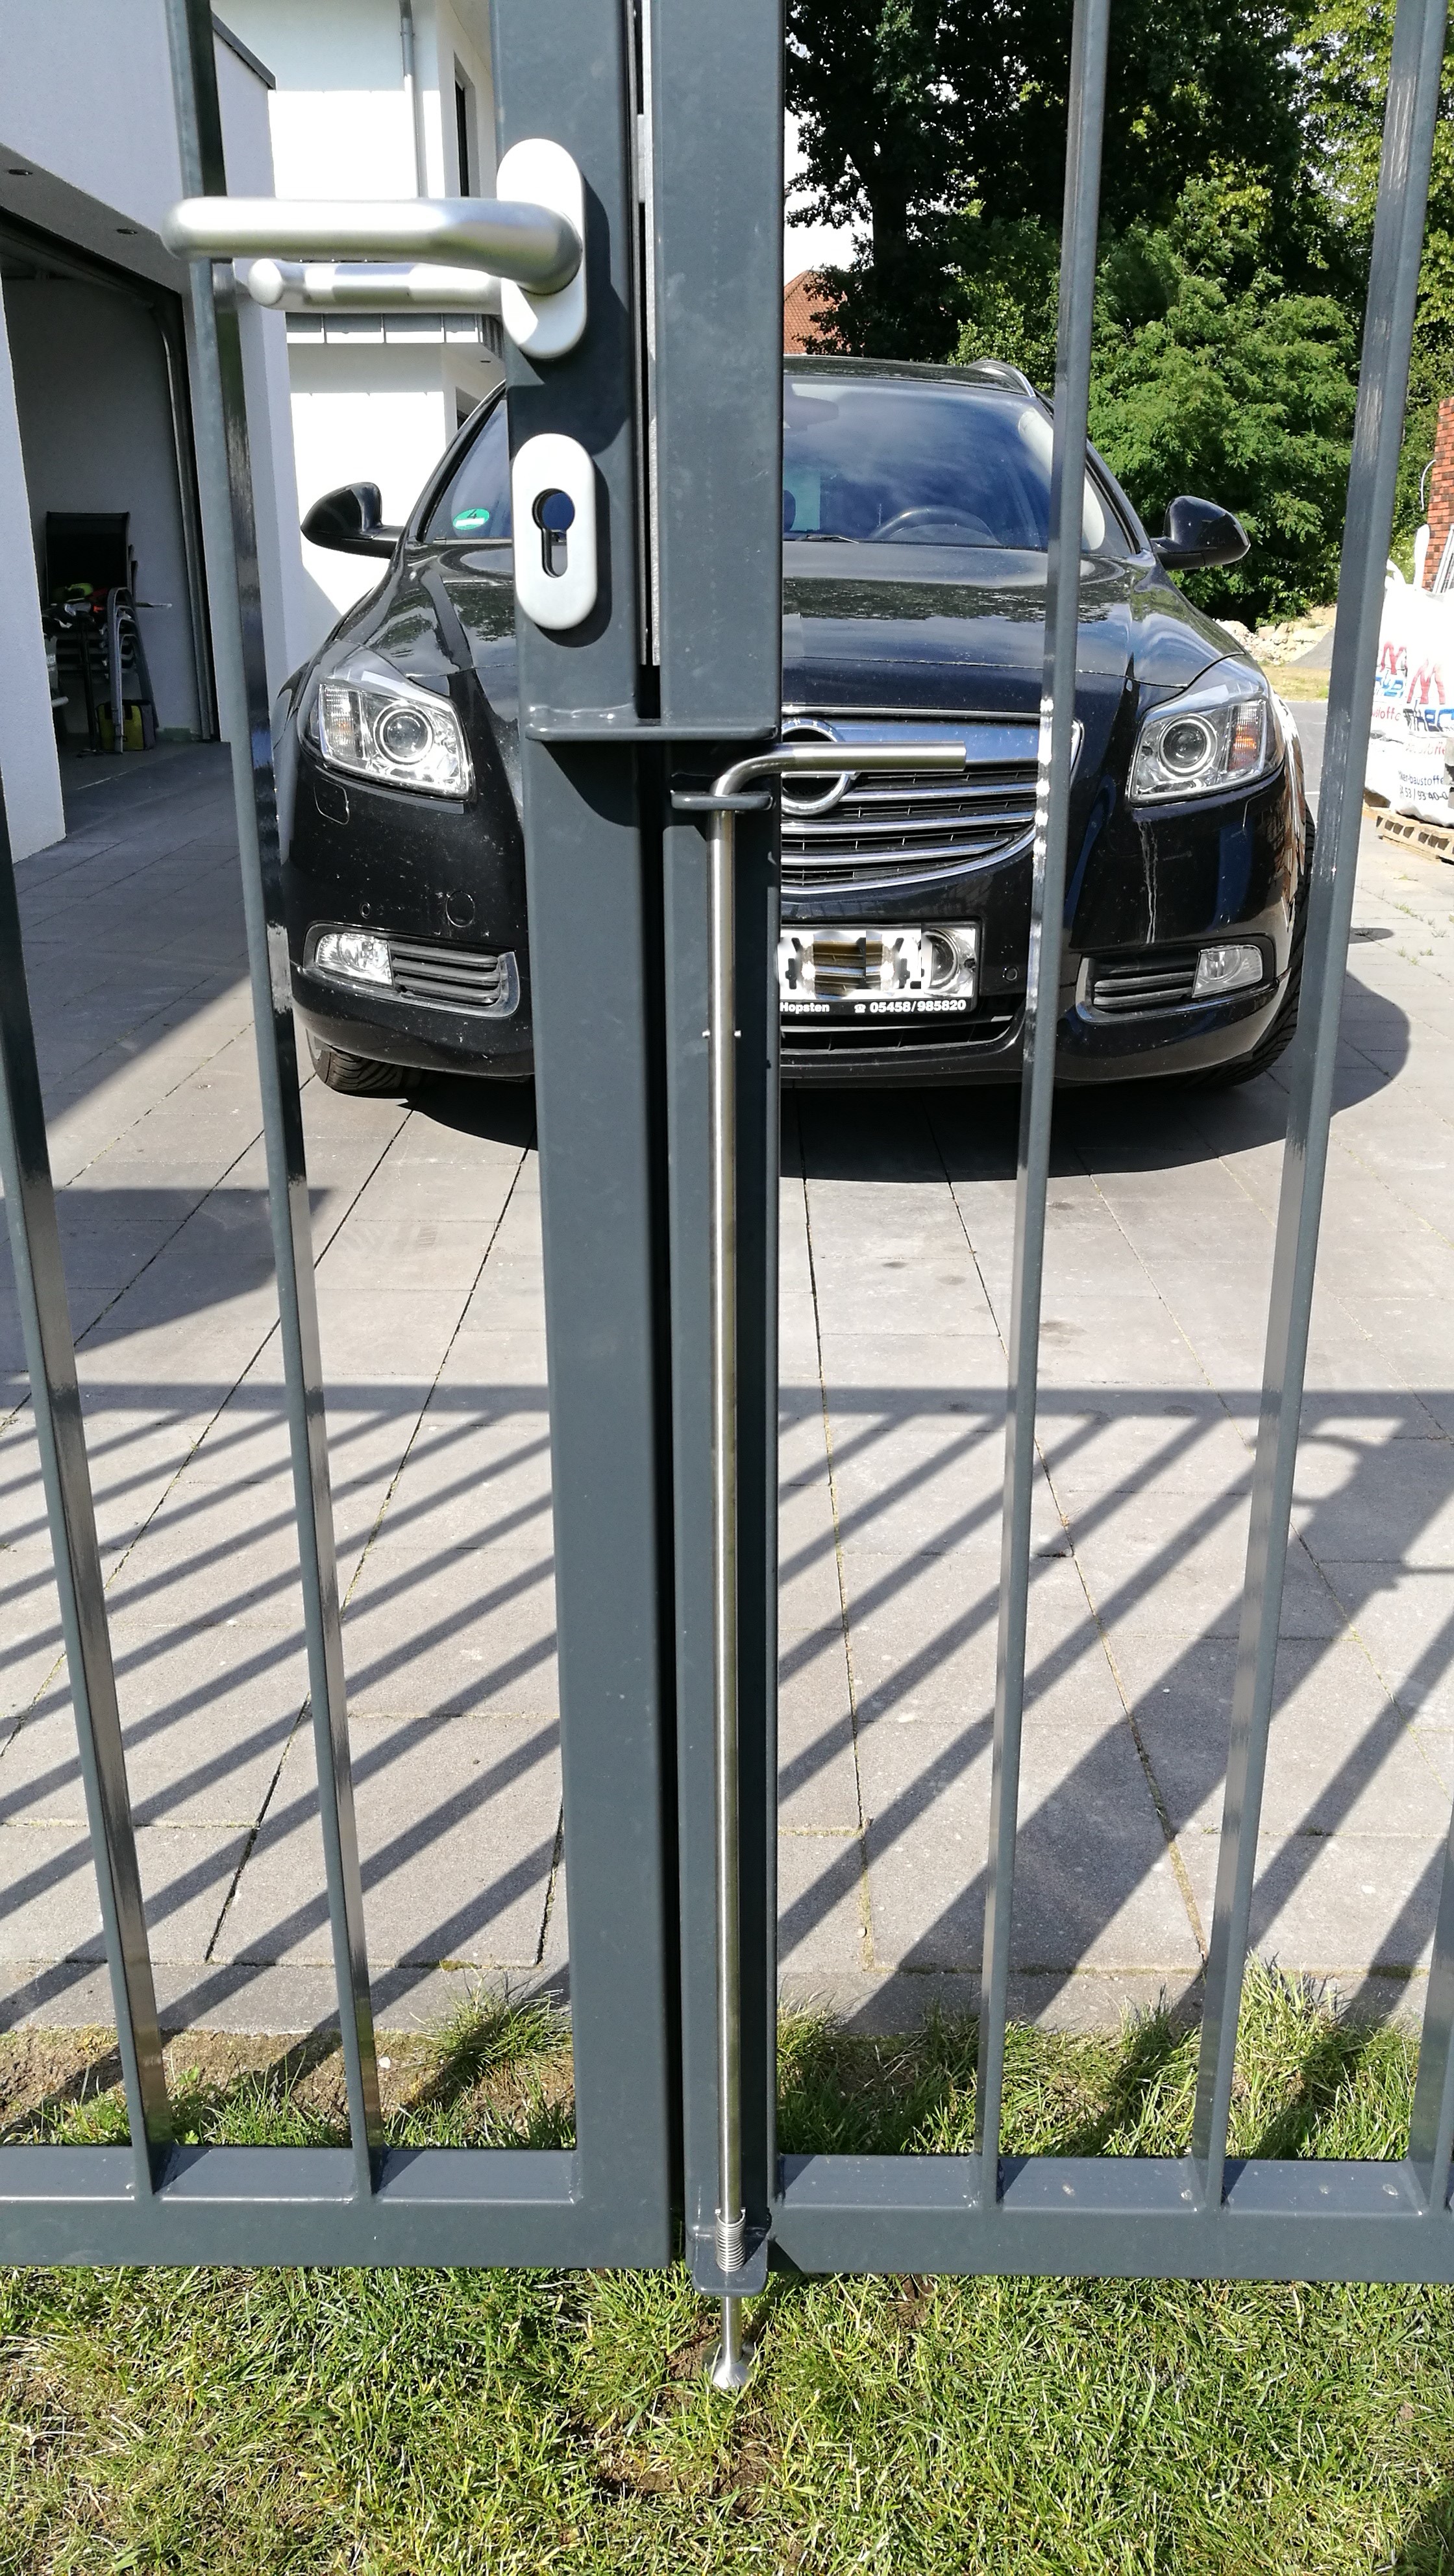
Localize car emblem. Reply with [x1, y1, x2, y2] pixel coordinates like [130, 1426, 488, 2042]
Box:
[779, 719, 854, 815]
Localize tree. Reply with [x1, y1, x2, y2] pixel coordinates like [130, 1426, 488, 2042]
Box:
[789, 0, 1454, 613]
[785, 0, 1319, 357]
[1089, 175, 1357, 618]
[785, 0, 1000, 356]
[1301, 0, 1454, 540]
[950, 171, 1357, 619]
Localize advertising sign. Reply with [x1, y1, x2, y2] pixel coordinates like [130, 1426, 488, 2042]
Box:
[1368, 568, 1454, 821]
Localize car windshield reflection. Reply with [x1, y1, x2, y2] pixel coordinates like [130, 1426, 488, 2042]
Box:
[782, 377, 1127, 555]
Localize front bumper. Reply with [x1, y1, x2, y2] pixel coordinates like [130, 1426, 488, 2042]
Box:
[283, 735, 534, 1078]
[780, 972, 1288, 1086]
[291, 959, 535, 1080]
[282, 720, 1306, 1091]
[782, 756, 1305, 1085]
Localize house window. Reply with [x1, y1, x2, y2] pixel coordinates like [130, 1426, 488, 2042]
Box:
[455, 73, 471, 193]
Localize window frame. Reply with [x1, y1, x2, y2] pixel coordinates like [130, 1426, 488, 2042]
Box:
[414, 388, 513, 547]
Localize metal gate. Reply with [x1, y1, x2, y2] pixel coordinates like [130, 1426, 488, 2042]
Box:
[2, 0, 1454, 2389]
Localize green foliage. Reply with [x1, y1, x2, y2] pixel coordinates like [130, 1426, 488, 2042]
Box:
[787, 0, 1321, 357]
[4, 1973, 1454, 2571]
[789, 0, 1454, 619]
[949, 216, 1061, 390]
[1092, 172, 1357, 619]
[1303, 0, 1454, 539]
[948, 173, 1357, 619]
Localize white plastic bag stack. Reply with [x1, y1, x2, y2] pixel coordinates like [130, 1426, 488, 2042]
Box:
[1367, 567, 1454, 823]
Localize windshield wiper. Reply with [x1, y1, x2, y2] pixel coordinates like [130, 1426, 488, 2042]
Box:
[783, 530, 852, 543]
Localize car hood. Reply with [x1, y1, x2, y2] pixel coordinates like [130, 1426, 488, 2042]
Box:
[356, 542, 1237, 790]
[783, 545, 1229, 717]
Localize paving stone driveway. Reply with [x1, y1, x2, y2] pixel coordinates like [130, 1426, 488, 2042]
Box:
[6, 726, 1454, 2035]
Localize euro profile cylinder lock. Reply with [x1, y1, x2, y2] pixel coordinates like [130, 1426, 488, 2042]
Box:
[510, 434, 597, 630]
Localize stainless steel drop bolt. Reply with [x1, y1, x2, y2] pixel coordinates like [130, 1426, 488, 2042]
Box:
[676, 734, 965, 2388]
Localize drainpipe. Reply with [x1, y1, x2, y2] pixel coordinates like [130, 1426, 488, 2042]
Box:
[400, 1, 427, 196]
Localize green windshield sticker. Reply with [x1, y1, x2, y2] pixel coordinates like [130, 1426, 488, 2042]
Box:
[453, 507, 491, 529]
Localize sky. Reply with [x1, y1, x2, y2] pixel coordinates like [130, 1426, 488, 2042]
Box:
[783, 113, 858, 281]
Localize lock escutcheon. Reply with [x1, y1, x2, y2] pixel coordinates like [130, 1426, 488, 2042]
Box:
[511, 435, 597, 631]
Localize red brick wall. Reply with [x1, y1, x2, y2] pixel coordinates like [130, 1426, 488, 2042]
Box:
[1425, 396, 1454, 586]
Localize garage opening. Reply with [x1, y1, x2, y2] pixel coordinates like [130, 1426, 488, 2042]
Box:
[0, 208, 214, 778]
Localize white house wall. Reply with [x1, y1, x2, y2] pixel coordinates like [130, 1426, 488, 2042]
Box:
[290, 342, 454, 619]
[0, 302, 64, 859]
[228, 0, 421, 200]
[0, 4, 310, 828]
[229, 0, 495, 195]
[417, 0, 497, 193]
[0, 1, 183, 245]
[225, 0, 502, 652]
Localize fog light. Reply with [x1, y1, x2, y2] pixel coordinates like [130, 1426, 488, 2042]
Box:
[1193, 941, 1263, 999]
[314, 929, 393, 987]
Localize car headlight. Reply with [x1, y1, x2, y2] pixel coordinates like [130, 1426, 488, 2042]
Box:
[1129, 662, 1275, 803]
[314, 652, 472, 797]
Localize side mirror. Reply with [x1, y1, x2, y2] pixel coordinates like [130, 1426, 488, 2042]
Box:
[301, 482, 401, 559]
[1152, 495, 1250, 573]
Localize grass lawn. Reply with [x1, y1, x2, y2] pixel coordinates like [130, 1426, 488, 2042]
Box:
[1259, 665, 1329, 699]
[4, 1968, 1454, 2573]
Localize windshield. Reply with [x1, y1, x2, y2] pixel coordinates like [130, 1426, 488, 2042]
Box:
[783, 377, 1127, 554]
[423, 377, 1128, 557]
[423, 399, 513, 541]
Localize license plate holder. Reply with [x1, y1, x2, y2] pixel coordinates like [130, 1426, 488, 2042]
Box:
[776, 922, 980, 1022]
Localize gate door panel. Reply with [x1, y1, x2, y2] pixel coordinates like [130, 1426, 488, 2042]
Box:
[5, 0, 1454, 2328]
[754, 0, 1454, 2292]
[0, 0, 685, 2269]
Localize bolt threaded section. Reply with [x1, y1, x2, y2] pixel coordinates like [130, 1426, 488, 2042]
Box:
[714, 2209, 745, 2273]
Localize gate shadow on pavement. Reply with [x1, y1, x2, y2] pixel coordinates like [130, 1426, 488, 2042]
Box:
[777, 979, 1444, 2037]
[772, 1367, 1454, 2031]
[0, 799, 1438, 2040]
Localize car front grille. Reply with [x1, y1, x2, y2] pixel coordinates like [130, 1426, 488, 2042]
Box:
[1085, 949, 1200, 1015]
[388, 939, 518, 1015]
[781, 762, 1038, 892]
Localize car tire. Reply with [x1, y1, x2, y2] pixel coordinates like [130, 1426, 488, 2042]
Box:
[306, 1034, 420, 1096]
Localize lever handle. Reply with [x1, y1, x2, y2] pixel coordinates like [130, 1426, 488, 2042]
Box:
[164, 138, 587, 357]
[243, 260, 504, 315]
[163, 192, 578, 288]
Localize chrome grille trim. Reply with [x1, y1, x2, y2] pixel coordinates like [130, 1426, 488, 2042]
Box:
[789, 798, 1032, 843]
[839, 778, 1028, 808]
[778, 714, 1068, 893]
[785, 834, 1030, 878]
[1085, 950, 1200, 1015]
[388, 938, 520, 1016]
[783, 1000, 1020, 1052]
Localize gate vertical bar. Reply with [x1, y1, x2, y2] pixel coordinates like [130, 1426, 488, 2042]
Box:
[0, 780, 169, 2194]
[976, 0, 1112, 2192]
[490, 0, 678, 2256]
[1192, 0, 1449, 2208]
[649, 0, 783, 2318]
[164, 0, 382, 2188]
[1410, 1835, 1454, 2206]
[708, 789, 747, 2383]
